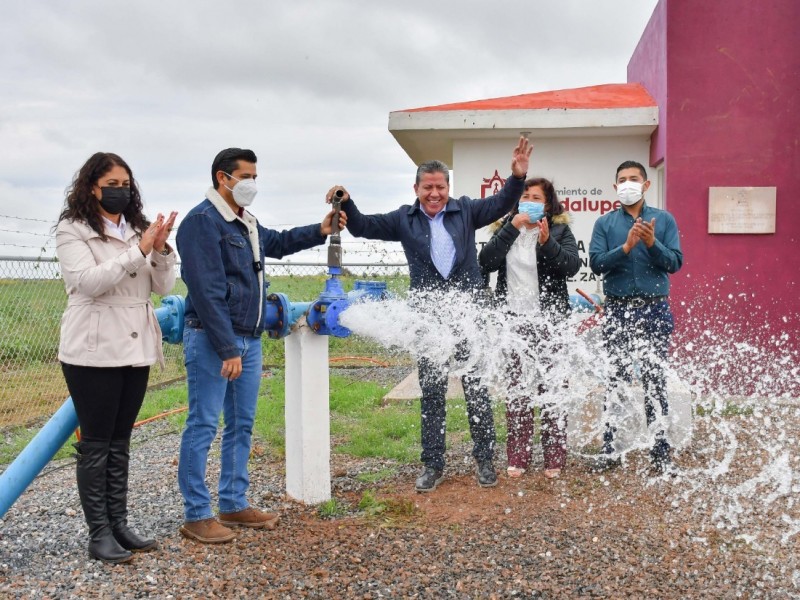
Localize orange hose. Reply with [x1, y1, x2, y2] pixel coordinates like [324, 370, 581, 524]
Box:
[134, 406, 188, 428]
[329, 356, 390, 367]
[576, 288, 603, 312]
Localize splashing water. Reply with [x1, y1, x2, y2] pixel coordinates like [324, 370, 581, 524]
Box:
[340, 286, 800, 547]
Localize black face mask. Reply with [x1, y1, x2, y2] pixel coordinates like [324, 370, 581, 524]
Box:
[99, 187, 131, 215]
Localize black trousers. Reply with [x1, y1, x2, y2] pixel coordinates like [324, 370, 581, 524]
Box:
[61, 363, 150, 443]
[601, 301, 674, 435]
[418, 341, 496, 470]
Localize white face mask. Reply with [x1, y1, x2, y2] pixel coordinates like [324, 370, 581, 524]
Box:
[616, 180, 643, 206]
[224, 173, 258, 207]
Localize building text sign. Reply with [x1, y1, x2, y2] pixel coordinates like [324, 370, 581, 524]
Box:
[708, 187, 776, 234]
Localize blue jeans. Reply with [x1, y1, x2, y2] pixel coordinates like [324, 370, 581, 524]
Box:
[178, 327, 262, 522]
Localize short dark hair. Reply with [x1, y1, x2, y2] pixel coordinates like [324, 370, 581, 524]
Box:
[518, 177, 565, 217]
[615, 160, 647, 182]
[211, 148, 257, 189]
[415, 160, 450, 185]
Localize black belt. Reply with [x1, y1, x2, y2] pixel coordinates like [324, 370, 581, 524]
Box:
[605, 295, 668, 308]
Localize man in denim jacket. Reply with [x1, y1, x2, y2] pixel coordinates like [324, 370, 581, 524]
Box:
[176, 148, 345, 543]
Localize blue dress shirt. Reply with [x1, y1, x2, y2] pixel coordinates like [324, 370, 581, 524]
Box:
[425, 210, 456, 279]
[589, 202, 683, 297]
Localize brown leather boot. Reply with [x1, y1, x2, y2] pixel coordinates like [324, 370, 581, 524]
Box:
[179, 518, 235, 543]
[219, 507, 280, 529]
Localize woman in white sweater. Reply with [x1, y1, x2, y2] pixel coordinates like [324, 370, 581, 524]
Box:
[479, 177, 580, 479]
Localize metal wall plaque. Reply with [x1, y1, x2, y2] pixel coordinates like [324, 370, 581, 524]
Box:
[708, 187, 776, 234]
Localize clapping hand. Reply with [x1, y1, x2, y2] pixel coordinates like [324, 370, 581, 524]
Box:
[139, 212, 178, 256]
[537, 216, 550, 244]
[633, 217, 656, 247]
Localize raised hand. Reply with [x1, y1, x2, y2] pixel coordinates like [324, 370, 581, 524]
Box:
[511, 137, 533, 178]
[139, 212, 178, 255]
[511, 212, 531, 230]
[623, 219, 642, 254]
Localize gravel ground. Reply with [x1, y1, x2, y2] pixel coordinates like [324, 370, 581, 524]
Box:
[1, 370, 799, 599]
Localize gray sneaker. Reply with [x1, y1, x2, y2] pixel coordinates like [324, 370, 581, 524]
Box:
[415, 467, 444, 492]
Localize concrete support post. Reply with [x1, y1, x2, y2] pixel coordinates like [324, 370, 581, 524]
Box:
[284, 320, 331, 504]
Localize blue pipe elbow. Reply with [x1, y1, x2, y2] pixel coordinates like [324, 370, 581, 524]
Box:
[155, 295, 185, 344]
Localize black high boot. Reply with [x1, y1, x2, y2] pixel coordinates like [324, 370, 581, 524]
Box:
[107, 439, 157, 552]
[74, 441, 133, 564]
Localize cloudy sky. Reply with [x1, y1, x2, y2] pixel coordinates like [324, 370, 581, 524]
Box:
[0, 0, 658, 260]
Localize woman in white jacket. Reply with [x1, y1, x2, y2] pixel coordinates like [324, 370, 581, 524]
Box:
[55, 152, 177, 564]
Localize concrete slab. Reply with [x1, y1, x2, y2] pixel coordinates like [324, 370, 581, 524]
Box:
[382, 369, 464, 402]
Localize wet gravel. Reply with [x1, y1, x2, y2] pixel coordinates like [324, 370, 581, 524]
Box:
[1, 369, 799, 598]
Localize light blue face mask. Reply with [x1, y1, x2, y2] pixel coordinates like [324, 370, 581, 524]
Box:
[517, 202, 545, 222]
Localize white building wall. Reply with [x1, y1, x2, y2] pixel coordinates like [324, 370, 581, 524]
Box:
[451, 136, 658, 295]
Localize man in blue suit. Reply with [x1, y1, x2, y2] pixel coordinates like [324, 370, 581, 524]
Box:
[328, 138, 532, 491]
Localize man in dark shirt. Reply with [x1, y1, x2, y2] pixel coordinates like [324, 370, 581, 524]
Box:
[589, 160, 683, 472]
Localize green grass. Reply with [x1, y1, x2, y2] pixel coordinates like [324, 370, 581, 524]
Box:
[135, 385, 190, 428]
[0, 370, 510, 467]
[695, 402, 754, 418]
[317, 497, 350, 519]
[0, 279, 64, 363]
[356, 489, 417, 522]
[317, 490, 418, 522]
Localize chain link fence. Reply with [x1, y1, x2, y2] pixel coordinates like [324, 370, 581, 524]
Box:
[0, 256, 409, 430]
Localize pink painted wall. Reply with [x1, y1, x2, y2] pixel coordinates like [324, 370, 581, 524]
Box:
[627, 0, 667, 169]
[628, 0, 800, 394]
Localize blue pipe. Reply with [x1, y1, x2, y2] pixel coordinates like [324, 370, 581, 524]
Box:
[0, 397, 79, 518]
[306, 278, 390, 338]
[0, 297, 188, 519]
[265, 279, 389, 339]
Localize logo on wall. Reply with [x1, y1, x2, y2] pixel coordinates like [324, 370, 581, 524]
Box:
[480, 170, 505, 198]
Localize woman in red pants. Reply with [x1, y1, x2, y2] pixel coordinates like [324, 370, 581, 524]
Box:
[479, 177, 580, 478]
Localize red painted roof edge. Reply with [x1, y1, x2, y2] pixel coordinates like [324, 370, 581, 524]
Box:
[395, 83, 657, 113]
